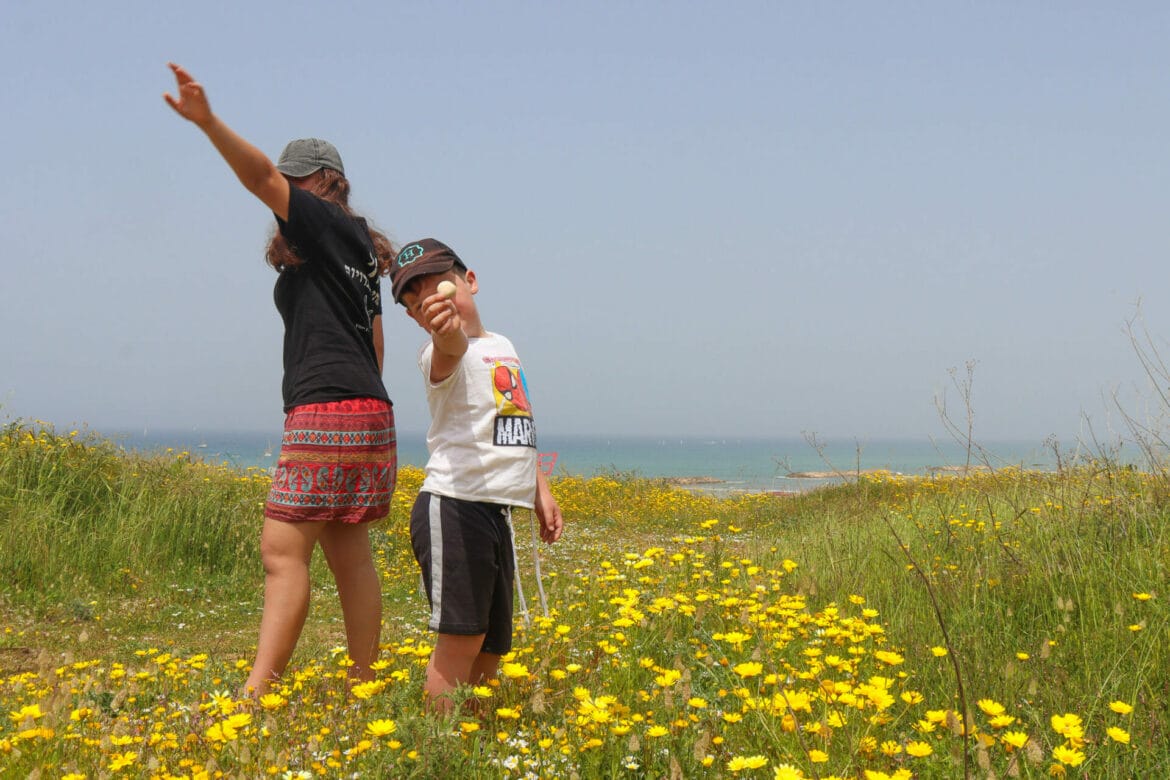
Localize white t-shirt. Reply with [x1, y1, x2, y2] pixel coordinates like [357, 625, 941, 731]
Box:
[418, 332, 538, 508]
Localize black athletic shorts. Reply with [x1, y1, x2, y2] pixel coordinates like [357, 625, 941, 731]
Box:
[409, 491, 516, 655]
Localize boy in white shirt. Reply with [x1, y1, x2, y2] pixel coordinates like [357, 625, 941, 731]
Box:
[390, 238, 564, 711]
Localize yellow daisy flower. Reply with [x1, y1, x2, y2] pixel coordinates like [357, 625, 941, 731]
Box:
[977, 698, 1005, 716]
[259, 693, 286, 710]
[1052, 745, 1086, 766]
[108, 752, 138, 771]
[727, 755, 768, 771]
[365, 719, 397, 737]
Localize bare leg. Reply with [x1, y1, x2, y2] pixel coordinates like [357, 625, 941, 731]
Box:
[463, 652, 503, 717]
[424, 633, 486, 713]
[319, 522, 382, 684]
[470, 652, 501, 685]
[243, 518, 322, 697]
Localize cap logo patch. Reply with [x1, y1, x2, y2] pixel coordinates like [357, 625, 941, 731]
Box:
[396, 243, 425, 268]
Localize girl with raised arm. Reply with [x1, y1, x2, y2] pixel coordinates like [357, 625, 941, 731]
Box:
[165, 63, 398, 697]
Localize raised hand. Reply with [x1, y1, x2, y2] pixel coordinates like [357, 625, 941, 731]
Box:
[423, 290, 462, 338]
[160, 63, 291, 219]
[163, 62, 212, 126]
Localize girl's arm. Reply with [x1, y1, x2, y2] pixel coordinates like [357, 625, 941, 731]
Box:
[373, 315, 384, 373]
[164, 63, 291, 220]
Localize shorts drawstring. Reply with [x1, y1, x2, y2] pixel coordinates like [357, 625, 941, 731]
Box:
[504, 506, 549, 628]
[526, 508, 549, 620]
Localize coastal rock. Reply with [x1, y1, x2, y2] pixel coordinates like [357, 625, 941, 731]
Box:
[785, 469, 896, 479]
[661, 476, 724, 486]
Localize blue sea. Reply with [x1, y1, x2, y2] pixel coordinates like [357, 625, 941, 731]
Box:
[104, 428, 1064, 494]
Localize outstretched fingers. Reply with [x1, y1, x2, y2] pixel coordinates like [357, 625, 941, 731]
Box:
[162, 62, 188, 107]
[162, 62, 210, 124]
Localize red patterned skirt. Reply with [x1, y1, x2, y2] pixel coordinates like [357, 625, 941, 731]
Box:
[266, 398, 397, 524]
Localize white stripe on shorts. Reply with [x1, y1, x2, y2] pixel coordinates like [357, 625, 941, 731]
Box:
[428, 494, 444, 631]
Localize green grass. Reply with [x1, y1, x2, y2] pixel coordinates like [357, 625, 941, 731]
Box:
[1, 421, 1167, 777]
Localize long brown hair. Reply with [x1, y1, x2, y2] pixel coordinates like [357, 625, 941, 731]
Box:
[265, 168, 396, 274]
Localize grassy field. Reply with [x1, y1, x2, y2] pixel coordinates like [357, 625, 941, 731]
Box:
[1, 420, 1167, 778]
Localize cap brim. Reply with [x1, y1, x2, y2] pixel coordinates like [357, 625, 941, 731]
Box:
[391, 259, 457, 303]
[276, 161, 324, 177]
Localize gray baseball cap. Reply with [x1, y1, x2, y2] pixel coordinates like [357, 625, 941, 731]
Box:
[275, 138, 345, 177]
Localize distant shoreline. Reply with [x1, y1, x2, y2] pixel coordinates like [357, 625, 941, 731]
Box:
[662, 467, 1013, 496]
[71, 426, 1071, 495]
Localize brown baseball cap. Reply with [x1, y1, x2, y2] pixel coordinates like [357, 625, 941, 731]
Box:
[390, 238, 466, 303]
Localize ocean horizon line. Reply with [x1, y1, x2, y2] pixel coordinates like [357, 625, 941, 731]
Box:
[74, 425, 1098, 496]
[95, 425, 1065, 448]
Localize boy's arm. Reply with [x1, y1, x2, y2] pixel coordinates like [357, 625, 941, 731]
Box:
[534, 467, 563, 543]
[416, 292, 468, 383]
[164, 62, 291, 220]
[429, 328, 467, 383]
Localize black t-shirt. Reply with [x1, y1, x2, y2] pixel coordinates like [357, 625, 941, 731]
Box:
[273, 187, 390, 411]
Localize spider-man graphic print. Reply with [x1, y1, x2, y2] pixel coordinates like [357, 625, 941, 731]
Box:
[490, 360, 535, 447]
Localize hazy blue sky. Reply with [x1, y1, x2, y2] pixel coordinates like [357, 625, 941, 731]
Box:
[3, 2, 1169, 444]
